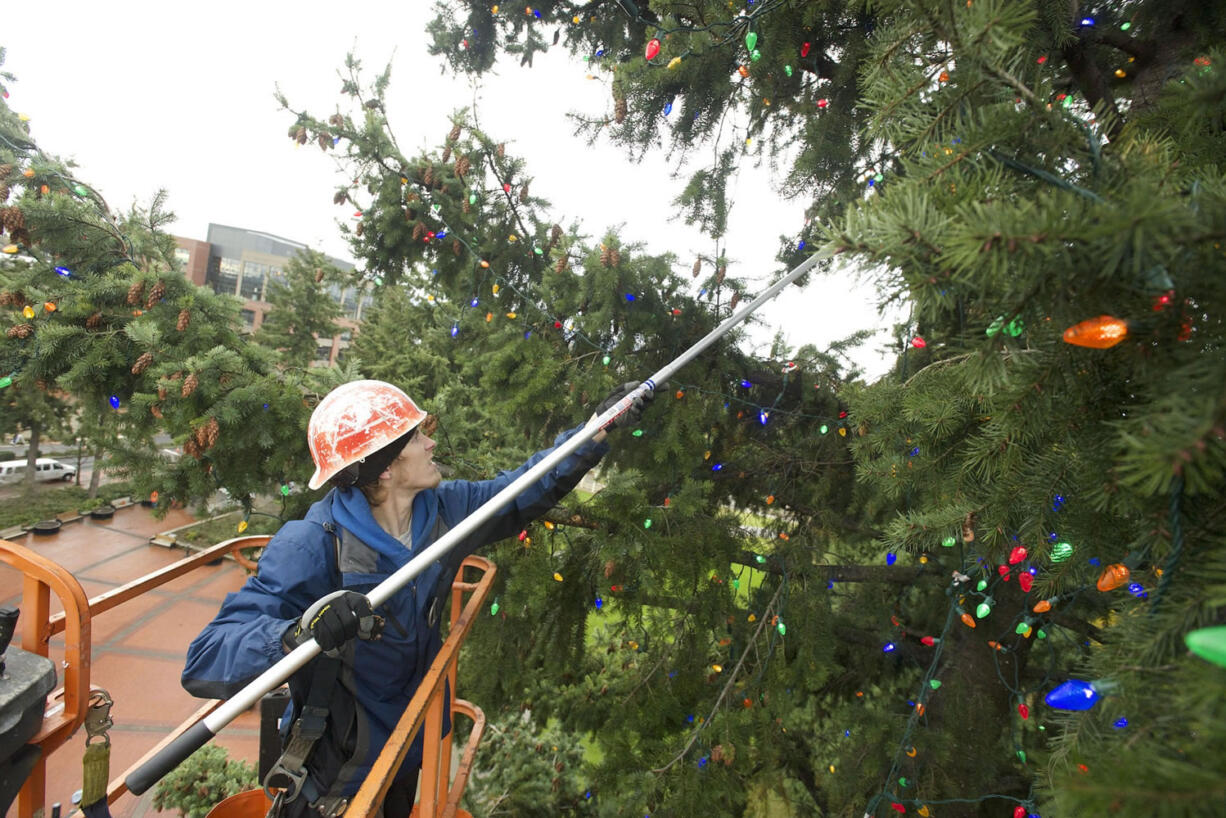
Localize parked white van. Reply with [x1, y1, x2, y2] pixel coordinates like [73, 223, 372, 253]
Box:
[0, 458, 77, 484]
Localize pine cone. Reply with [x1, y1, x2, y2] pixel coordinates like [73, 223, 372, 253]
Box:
[157, 386, 167, 400]
[609, 248, 621, 268]
[181, 373, 198, 398]
[329, 114, 344, 127]
[962, 512, 976, 543]
[176, 309, 190, 331]
[412, 222, 427, 241]
[0, 184, 9, 204]
[423, 165, 434, 187]
[126, 280, 145, 306]
[204, 417, 220, 448]
[7, 323, 33, 339]
[454, 156, 471, 178]
[730, 291, 741, 310]
[519, 181, 530, 203]
[716, 265, 727, 286]
[86, 311, 102, 329]
[462, 200, 471, 215]
[448, 124, 462, 142]
[1, 206, 26, 234]
[183, 438, 200, 459]
[496, 143, 505, 158]
[441, 145, 452, 164]
[295, 126, 308, 145]
[614, 97, 627, 124]
[131, 352, 153, 374]
[314, 268, 325, 283]
[355, 221, 365, 237]
[549, 224, 562, 249]
[333, 190, 348, 206]
[555, 254, 569, 273]
[0, 164, 11, 178]
[692, 258, 701, 278]
[150, 404, 163, 420]
[452, 239, 462, 256]
[316, 133, 331, 151]
[600, 245, 613, 267]
[146, 280, 166, 309]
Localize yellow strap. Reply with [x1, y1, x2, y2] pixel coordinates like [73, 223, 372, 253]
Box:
[81, 742, 110, 806]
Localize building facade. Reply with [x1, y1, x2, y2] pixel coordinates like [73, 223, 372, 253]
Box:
[173, 224, 371, 366]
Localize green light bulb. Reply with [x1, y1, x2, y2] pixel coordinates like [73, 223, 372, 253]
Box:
[784, 65, 793, 77]
[644, 518, 652, 529]
[942, 536, 955, 547]
[929, 679, 941, 690]
[820, 424, 828, 434]
[1051, 542, 1074, 562]
[745, 32, 758, 51]
[976, 600, 992, 618]
[976, 579, 987, 591]
[632, 429, 643, 437]
[490, 600, 500, 616]
[602, 355, 610, 366]
[0, 375, 11, 389]
[1186, 625, 1226, 668]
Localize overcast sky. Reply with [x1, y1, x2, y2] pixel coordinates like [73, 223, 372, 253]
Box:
[2, 1, 902, 379]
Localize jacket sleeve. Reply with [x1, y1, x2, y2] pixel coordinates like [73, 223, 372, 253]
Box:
[436, 423, 608, 550]
[181, 521, 336, 699]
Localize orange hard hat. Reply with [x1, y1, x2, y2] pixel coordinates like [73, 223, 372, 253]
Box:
[307, 380, 427, 490]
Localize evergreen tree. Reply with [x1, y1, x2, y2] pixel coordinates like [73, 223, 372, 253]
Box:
[303, 3, 1226, 816]
[0, 49, 319, 513]
[251, 248, 344, 371]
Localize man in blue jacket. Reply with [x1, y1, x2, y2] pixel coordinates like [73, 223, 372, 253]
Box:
[181, 379, 650, 817]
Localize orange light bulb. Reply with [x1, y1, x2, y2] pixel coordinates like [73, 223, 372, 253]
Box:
[1062, 315, 1129, 348]
[1096, 563, 1131, 592]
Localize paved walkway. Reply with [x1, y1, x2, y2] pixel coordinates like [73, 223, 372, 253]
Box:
[0, 505, 261, 818]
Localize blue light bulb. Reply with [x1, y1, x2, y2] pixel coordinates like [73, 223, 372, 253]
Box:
[886, 553, 896, 566]
[109, 395, 120, 409]
[1045, 679, 1101, 711]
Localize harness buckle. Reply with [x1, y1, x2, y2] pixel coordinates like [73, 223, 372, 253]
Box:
[84, 688, 114, 746]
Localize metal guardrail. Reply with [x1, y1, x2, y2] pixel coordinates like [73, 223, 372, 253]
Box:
[1, 534, 495, 818]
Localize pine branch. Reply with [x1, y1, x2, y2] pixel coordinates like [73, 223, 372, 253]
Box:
[651, 579, 785, 774]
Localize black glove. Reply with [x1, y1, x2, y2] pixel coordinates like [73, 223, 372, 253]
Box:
[286, 590, 383, 654]
[595, 381, 656, 431]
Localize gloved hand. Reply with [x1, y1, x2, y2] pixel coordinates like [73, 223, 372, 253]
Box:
[594, 381, 656, 431]
[286, 590, 383, 654]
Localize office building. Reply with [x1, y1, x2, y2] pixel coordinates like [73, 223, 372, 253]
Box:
[173, 224, 372, 365]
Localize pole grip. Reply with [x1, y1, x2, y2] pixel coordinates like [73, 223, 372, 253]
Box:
[126, 720, 215, 794]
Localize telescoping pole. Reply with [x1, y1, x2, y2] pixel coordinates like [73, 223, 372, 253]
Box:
[126, 247, 833, 795]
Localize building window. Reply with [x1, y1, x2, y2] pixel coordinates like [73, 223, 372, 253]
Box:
[240, 309, 256, 332]
[315, 342, 333, 362]
[209, 257, 241, 296]
[240, 261, 268, 301]
[173, 247, 191, 272]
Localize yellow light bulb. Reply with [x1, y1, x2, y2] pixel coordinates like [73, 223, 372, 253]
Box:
[553, 571, 563, 581]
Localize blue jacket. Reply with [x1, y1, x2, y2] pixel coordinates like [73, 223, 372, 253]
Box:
[181, 424, 607, 797]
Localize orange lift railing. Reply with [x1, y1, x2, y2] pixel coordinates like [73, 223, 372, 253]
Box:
[0, 532, 494, 818]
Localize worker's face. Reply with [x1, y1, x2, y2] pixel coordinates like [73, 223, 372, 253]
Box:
[383, 427, 440, 493]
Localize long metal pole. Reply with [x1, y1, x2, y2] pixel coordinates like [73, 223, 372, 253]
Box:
[126, 247, 831, 794]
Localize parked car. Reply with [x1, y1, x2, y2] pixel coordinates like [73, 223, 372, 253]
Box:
[0, 458, 77, 484]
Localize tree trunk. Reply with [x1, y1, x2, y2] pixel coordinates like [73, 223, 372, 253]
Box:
[87, 444, 104, 499]
[21, 421, 42, 495]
